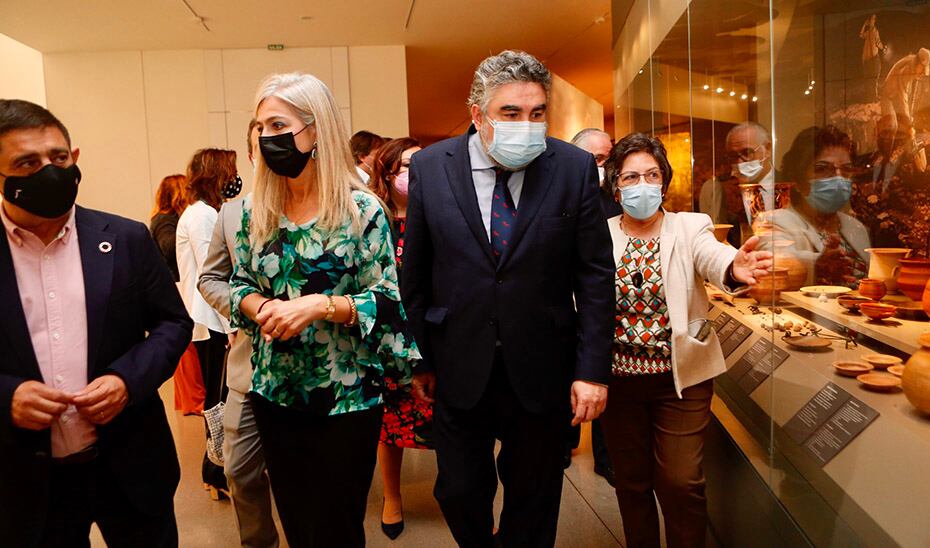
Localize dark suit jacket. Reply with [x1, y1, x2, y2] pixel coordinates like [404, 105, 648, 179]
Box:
[0, 206, 193, 546]
[401, 128, 614, 412]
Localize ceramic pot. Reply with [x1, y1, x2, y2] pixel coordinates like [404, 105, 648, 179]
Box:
[750, 267, 790, 305]
[770, 240, 807, 291]
[712, 224, 733, 244]
[865, 248, 911, 292]
[739, 182, 793, 225]
[857, 278, 887, 301]
[903, 332, 930, 415]
[897, 258, 930, 301]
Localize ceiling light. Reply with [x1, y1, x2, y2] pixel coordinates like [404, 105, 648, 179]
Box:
[703, 84, 710, 90]
[741, 93, 748, 100]
[716, 87, 724, 93]
[752, 96, 758, 102]
[639, 69, 644, 74]
[810, 80, 815, 85]
[729, 91, 736, 97]
[804, 90, 811, 95]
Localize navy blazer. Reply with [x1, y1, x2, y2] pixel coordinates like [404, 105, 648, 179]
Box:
[0, 206, 193, 546]
[401, 128, 614, 412]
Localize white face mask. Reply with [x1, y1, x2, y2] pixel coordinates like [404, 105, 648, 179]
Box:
[597, 166, 606, 183]
[485, 119, 548, 170]
[734, 158, 765, 182]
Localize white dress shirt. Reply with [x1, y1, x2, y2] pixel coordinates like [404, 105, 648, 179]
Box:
[177, 200, 231, 340]
[468, 131, 525, 240]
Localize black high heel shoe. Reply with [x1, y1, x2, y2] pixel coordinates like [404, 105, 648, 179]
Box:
[380, 499, 405, 540]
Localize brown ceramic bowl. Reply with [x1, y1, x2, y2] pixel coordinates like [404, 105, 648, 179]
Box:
[833, 361, 874, 377]
[857, 278, 887, 301]
[887, 365, 905, 377]
[837, 296, 874, 313]
[857, 372, 902, 392]
[859, 302, 897, 321]
[861, 353, 903, 370]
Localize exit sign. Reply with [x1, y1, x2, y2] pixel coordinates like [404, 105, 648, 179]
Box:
[267, 44, 284, 51]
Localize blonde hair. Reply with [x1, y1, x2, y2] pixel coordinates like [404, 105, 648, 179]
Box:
[250, 72, 371, 246]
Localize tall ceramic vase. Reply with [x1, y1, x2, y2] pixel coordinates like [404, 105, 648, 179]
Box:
[898, 258, 930, 301]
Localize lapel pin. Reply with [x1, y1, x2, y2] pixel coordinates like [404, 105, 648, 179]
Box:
[98, 241, 112, 254]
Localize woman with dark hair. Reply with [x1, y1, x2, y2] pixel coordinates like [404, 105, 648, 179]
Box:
[769, 125, 870, 287]
[176, 148, 242, 499]
[369, 137, 429, 540]
[601, 133, 772, 547]
[150, 174, 205, 416]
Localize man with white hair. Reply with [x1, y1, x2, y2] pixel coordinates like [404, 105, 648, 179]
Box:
[402, 51, 614, 546]
[572, 128, 621, 219]
[722, 121, 774, 225]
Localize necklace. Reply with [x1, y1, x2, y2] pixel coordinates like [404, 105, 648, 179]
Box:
[623, 238, 647, 289]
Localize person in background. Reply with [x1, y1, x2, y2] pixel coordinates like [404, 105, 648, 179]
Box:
[724, 122, 775, 228]
[402, 50, 614, 547]
[368, 137, 431, 540]
[230, 72, 419, 548]
[767, 126, 870, 287]
[351, 130, 385, 184]
[568, 127, 616, 486]
[176, 148, 240, 500]
[198, 119, 279, 547]
[0, 99, 192, 546]
[572, 128, 621, 219]
[150, 174, 205, 416]
[601, 133, 771, 548]
[879, 48, 930, 136]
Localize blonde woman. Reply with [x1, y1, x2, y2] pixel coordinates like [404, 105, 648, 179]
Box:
[229, 73, 420, 548]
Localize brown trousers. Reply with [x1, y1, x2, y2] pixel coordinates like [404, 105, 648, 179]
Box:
[602, 372, 713, 548]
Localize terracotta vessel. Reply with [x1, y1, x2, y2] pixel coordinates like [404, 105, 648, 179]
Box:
[865, 248, 910, 293]
[770, 240, 807, 291]
[903, 332, 930, 415]
[897, 258, 930, 301]
[712, 224, 733, 244]
[739, 182, 793, 225]
[857, 278, 887, 300]
[749, 267, 789, 305]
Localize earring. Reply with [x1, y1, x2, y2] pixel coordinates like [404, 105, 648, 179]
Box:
[310, 143, 319, 160]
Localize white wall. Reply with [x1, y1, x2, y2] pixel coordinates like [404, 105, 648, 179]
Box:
[0, 33, 46, 105]
[40, 45, 408, 222]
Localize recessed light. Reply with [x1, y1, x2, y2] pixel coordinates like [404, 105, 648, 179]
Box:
[716, 87, 724, 93]
[752, 96, 758, 102]
[804, 90, 811, 95]
[729, 91, 736, 97]
[703, 84, 710, 90]
[741, 93, 748, 100]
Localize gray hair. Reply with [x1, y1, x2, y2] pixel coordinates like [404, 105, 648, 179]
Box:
[467, 50, 552, 112]
[571, 128, 610, 147]
[726, 121, 772, 148]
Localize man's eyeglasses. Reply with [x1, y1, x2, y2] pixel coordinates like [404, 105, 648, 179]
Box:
[812, 162, 862, 179]
[617, 169, 663, 187]
[725, 144, 765, 164]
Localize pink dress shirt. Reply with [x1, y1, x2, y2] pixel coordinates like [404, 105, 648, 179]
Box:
[1, 205, 96, 457]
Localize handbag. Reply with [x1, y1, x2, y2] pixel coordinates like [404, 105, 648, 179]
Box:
[204, 400, 225, 466]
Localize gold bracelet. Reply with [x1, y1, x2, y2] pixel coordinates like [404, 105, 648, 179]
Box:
[323, 295, 336, 322]
[346, 295, 358, 326]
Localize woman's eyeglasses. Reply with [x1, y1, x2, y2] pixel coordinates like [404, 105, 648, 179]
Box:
[617, 169, 663, 187]
[812, 162, 862, 179]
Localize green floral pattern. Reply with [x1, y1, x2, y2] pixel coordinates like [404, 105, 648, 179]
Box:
[229, 192, 419, 415]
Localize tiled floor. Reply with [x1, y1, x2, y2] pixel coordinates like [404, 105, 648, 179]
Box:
[92, 380, 628, 547]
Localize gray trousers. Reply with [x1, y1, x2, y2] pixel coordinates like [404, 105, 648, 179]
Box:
[223, 388, 279, 548]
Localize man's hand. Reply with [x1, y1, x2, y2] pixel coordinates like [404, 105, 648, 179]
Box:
[570, 380, 608, 426]
[73, 374, 129, 425]
[411, 371, 436, 403]
[731, 235, 774, 285]
[11, 381, 72, 430]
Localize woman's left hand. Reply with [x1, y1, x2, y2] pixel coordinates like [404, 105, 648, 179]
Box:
[731, 235, 774, 285]
[257, 295, 326, 342]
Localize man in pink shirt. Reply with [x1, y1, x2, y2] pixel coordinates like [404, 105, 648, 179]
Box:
[0, 100, 192, 547]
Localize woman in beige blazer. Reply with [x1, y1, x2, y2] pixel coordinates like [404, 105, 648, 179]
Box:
[601, 133, 772, 548]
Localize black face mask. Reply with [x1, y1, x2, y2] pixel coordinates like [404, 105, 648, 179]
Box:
[222, 174, 242, 199]
[259, 125, 315, 178]
[1, 163, 81, 219]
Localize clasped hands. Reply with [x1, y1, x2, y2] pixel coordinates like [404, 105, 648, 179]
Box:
[11, 374, 128, 431]
[252, 294, 329, 343]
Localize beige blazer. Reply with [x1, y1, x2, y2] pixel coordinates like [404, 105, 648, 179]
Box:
[197, 197, 253, 395]
[607, 211, 740, 396]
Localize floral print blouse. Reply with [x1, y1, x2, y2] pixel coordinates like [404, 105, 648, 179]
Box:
[229, 192, 420, 416]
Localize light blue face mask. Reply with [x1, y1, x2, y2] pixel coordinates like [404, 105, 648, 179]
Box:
[620, 182, 664, 220]
[486, 119, 547, 170]
[806, 176, 852, 214]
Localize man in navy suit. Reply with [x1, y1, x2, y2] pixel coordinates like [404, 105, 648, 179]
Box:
[0, 99, 192, 547]
[402, 51, 615, 547]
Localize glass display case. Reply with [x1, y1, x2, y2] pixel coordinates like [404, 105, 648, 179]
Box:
[612, 1, 930, 546]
